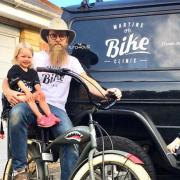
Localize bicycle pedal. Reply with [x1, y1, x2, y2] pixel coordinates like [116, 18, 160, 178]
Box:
[42, 152, 54, 162]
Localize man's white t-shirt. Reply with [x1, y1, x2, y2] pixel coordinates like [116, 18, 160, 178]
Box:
[33, 51, 84, 111]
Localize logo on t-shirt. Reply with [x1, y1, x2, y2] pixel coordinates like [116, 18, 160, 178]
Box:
[42, 73, 64, 84]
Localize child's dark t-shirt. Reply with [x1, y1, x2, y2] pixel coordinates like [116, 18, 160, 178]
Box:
[7, 64, 40, 93]
[1, 65, 40, 119]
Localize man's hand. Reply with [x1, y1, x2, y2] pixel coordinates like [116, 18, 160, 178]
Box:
[105, 88, 122, 101]
[5, 89, 24, 106]
[167, 137, 180, 153]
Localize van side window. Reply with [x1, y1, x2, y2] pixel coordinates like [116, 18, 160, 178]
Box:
[69, 13, 180, 70]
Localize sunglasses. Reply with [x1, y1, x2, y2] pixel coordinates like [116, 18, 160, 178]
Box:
[48, 33, 67, 40]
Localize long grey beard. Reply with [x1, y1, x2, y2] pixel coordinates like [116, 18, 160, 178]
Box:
[49, 45, 67, 66]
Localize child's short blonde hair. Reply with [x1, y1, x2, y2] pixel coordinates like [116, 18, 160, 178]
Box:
[12, 42, 34, 67]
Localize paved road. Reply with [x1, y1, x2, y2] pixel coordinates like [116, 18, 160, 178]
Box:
[0, 122, 7, 179]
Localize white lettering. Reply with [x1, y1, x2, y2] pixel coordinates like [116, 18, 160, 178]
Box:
[106, 39, 119, 58]
[105, 33, 150, 58]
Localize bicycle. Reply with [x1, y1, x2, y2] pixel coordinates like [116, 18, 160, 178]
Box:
[3, 67, 151, 180]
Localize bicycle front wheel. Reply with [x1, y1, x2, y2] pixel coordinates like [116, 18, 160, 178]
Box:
[72, 153, 151, 180]
[3, 144, 45, 180]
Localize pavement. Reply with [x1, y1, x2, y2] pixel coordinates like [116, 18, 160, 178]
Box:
[47, 162, 60, 179]
[0, 121, 7, 179]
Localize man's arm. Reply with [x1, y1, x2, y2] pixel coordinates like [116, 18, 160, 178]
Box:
[2, 78, 22, 106]
[80, 72, 106, 98]
[80, 72, 122, 100]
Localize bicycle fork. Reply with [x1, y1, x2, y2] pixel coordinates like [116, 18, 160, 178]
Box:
[38, 129, 55, 179]
[88, 113, 97, 180]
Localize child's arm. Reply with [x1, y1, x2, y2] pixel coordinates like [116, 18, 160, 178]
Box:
[17, 80, 33, 101]
[34, 83, 41, 92]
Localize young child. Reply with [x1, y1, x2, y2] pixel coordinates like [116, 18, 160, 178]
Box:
[5, 42, 60, 128]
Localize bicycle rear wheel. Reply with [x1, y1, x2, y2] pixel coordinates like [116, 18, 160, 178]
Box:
[3, 144, 45, 180]
[71, 153, 151, 180]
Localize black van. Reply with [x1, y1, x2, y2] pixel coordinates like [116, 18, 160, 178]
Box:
[62, 0, 180, 179]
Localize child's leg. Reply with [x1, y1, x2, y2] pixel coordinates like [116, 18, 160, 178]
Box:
[28, 100, 56, 127]
[38, 100, 51, 116]
[33, 93, 51, 116]
[27, 101, 43, 119]
[18, 94, 43, 119]
[34, 94, 60, 124]
[38, 100, 60, 123]
[39, 101, 60, 123]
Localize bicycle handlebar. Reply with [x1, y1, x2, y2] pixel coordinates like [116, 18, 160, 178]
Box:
[37, 67, 117, 110]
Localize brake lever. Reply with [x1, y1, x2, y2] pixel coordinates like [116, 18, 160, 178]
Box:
[103, 99, 117, 110]
[96, 98, 117, 110]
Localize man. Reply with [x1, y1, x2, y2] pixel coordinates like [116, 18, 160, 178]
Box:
[2, 18, 122, 180]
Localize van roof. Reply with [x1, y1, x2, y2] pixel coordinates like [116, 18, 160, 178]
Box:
[63, 0, 180, 13]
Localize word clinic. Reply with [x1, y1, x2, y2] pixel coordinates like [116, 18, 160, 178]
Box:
[105, 33, 150, 58]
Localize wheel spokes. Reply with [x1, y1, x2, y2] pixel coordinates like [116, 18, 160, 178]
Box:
[83, 163, 137, 180]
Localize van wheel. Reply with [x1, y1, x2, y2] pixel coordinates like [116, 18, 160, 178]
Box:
[96, 136, 156, 180]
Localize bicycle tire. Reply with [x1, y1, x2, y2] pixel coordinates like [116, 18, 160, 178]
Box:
[71, 153, 151, 180]
[96, 136, 156, 179]
[3, 144, 45, 180]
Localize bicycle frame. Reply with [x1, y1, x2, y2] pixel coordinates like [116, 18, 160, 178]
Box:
[3, 67, 151, 180]
[35, 67, 147, 180]
[37, 110, 98, 177]
[26, 110, 100, 179]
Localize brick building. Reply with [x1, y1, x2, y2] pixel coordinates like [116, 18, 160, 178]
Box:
[0, 0, 62, 87]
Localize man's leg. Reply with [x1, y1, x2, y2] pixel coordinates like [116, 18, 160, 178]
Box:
[8, 102, 36, 171]
[49, 104, 79, 180]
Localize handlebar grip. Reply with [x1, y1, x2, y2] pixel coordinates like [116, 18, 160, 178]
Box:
[37, 67, 70, 75]
[36, 67, 53, 72]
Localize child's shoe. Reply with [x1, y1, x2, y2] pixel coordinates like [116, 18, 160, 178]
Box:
[0, 120, 5, 139]
[0, 133, 5, 139]
[48, 113, 61, 124]
[37, 115, 56, 128]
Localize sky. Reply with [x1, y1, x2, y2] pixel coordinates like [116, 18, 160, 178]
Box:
[48, 0, 112, 7]
[49, 0, 93, 7]
[48, 0, 153, 7]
